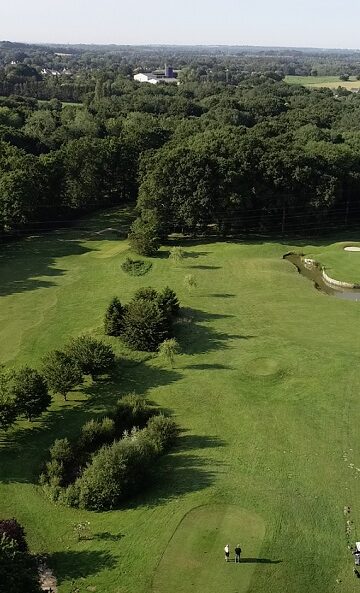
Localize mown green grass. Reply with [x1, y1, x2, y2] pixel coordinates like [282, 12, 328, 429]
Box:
[1, 211, 360, 593]
[303, 241, 360, 284]
[285, 75, 360, 89]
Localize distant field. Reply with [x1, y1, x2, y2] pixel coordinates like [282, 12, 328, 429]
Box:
[285, 75, 360, 90]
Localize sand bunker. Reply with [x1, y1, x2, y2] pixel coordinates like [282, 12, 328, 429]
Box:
[344, 246, 360, 251]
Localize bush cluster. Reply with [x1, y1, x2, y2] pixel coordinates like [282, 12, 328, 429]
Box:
[42, 335, 115, 400]
[104, 287, 180, 352]
[40, 394, 178, 510]
[121, 256, 152, 276]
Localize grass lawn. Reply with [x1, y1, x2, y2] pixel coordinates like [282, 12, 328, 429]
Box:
[303, 241, 360, 284]
[285, 75, 360, 90]
[1, 210, 360, 593]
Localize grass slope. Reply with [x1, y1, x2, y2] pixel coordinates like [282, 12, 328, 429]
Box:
[302, 241, 360, 284]
[153, 505, 266, 593]
[1, 211, 360, 593]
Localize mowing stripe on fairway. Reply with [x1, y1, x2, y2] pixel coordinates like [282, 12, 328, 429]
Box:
[152, 505, 267, 593]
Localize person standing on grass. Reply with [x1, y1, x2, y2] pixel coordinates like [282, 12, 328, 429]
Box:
[224, 544, 230, 562]
[235, 544, 242, 563]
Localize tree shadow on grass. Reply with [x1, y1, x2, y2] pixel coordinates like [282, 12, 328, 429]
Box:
[184, 363, 234, 370]
[128, 433, 226, 509]
[188, 264, 222, 270]
[239, 558, 282, 564]
[93, 532, 125, 542]
[49, 550, 117, 583]
[175, 308, 255, 355]
[208, 293, 236, 298]
[0, 208, 133, 298]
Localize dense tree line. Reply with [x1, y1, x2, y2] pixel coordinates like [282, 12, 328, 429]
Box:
[2, 50, 360, 240]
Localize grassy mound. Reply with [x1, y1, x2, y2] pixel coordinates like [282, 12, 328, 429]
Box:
[152, 505, 266, 593]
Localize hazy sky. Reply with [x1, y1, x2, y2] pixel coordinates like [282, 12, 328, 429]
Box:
[2, 0, 360, 49]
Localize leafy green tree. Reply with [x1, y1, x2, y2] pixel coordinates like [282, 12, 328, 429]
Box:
[42, 351, 83, 400]
[65, 335, 115, 379]
[12, 367, 51, 421]
[122, 299, 169, 351]
[157, 287, 180, 318]
[0, 367, 18, 431]
[158, 338, 180, 367]
[104, 297, 124, 336]
[128, 212, 161, 257]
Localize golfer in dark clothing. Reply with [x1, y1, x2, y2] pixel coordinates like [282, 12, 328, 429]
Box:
[235, 545, 242, 563]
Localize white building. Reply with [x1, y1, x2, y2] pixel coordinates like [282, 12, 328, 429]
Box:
[134, 66, 179, 85]
[134, 73, 160, 85]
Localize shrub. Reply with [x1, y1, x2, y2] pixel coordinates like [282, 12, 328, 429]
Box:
[104, 296, 124, 336]
[78, 417, 115, 454]
[122, 299, 169, 351]
[113, 393, 154, 434]
[75, 430, 157, 511]
[146, 414, 179, 452]
[45, 438, 74, 486]
[121, 257, 152, 276]
[65, 335, 115, 378]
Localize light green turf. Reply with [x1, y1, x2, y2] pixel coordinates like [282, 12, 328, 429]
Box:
[152, 505, 266, 593]
[1, 209, 360, 593]
[304, 241, 360, 284]
[285, 75, 360, 89]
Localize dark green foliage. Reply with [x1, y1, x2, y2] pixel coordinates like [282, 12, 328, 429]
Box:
[104, 297, 124, 336]
[73, 416, 178, 511]
[0, 535, 41, 593]
[113, 394, 154, 434]
[121, 257, 152, 276]
[0, 367, 20, 430]
[0, 519, 28, 552]
[12, 367, 51, 421]
[133, 287, 158, 302]
[65, 335, 115, 378]
[128, 215, 161, 257]
[42, 350, 83, 400]
[77, 417, 116, 454]
[122, 299, 169, 351]
[157, 286, 180, 318]
[43, 438, 75, 489]
[146, 414, 179, 452]
[40, 394, 178, 511]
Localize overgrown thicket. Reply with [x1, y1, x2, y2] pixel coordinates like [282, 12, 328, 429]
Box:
[40, 395, 178, 510]
[0, 519, 41, 593]
[104, 286, 180, 351]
